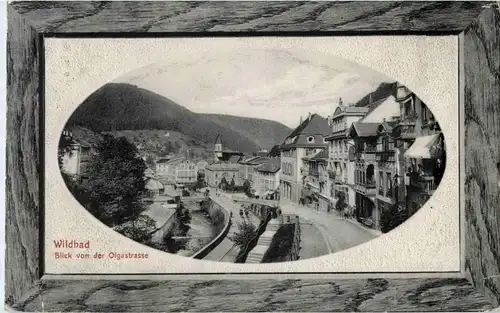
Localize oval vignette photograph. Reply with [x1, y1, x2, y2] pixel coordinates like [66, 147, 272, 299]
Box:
[58, 49, 447, 264]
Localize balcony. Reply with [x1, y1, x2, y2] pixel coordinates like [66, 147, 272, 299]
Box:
[356, 180, 376, 196]
[408, 175, 437, 196]
[327, 168, 336, 179]
[376, 150, 396, 162]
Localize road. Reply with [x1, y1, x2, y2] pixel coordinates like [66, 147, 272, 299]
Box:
[280, 201, 380, 254]
[201, 189, 260, 262]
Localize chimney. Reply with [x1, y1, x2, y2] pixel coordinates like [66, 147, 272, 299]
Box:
[327, 115, 331, 127]
[369, 94, 373, 106]
[300, 116, 303, 124]
[339, 97, 343, 108]
[308, 112, 312, 120]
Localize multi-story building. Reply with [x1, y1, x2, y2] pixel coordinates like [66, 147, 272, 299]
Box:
[393, 83, 446, 213]
[347, 83, 445, 230]
[253, 158, 281, 200]
[347, 89, 402, 229]
[155, 157, 185, 184]
[325, 99, 370, 208]
[238, 156, 265, 187]
[280, 113, 330, 203]
[175, 160, 198, 184]
[301, 149, 332, 211]
[205, 163, 241, 188]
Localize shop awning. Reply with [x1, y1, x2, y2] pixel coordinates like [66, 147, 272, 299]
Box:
[404, 134, 440, 159]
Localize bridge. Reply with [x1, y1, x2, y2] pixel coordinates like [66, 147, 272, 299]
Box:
[231, 196, 279, 207]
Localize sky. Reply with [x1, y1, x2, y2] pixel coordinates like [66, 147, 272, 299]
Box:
[114, 48, 394, 129]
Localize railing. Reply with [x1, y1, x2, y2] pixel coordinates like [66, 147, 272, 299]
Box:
[356, 181, 376, 196]
[409, 175, 437, 195]
[278, 214, 301, 262]
[376, 151, 396, 162]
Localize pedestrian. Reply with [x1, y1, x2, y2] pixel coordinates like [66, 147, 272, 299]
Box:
[239, 209, 244, 218]
[245, 210, 249, 218]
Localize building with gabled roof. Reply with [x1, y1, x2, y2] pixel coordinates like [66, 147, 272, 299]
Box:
[324, 98, 371, 212]
[253, 157, 281, 200]
[280, 113, 330, 203]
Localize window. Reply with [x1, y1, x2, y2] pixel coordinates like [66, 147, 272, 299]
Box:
[307, 136, 314, 143]
[379, 171, 384, 191]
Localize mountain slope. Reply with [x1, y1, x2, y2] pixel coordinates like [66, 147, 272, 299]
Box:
[204, 114, 292, 150]
[66, 83, 291, 152]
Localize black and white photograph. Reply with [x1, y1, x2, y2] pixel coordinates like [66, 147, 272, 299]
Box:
[5, 2, 500, 312]
[58, 48, 446, 264]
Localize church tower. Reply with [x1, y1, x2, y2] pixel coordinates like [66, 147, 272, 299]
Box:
[214, 134, 223, 161]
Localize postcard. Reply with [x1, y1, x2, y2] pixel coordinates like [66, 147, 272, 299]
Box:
[44, 36, 459, 274]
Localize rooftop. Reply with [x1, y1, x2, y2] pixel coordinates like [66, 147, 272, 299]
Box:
[206, 163, 240, 171]
[349, 122, 380, 138]
[287, 113, 330, 139]
[256, 158, 281, 173]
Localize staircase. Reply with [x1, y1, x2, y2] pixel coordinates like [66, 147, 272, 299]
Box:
[245, 219, 282, 263]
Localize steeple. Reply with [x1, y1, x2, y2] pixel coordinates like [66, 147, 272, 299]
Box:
[214, 134, 223, 161]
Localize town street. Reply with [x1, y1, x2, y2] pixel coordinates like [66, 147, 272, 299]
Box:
[280, 201, 381, 254]
[202, 189, 260, 262]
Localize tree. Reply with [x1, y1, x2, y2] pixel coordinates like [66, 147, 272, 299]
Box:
[182, 189, 190, 197]
[379, 204, 412, 233]
[242, 180, 251, 195]
[194, 171, 206, 190]
[268, 145, 281, 157]
[219, 177, 228, 190]
[79, 134, 147, 226]
[175, 203, 192, 234]
[229, 221, 257, 247]
[335, 191, 347, 211]
[145, 154, 156, 168]
[229, 178, 236, 192]
[114, 214, 157, 243]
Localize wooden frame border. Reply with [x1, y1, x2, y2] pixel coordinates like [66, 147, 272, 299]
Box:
[5, 1, 500, 311]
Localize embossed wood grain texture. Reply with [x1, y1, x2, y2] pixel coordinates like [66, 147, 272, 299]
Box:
[10, 278, 495, 312]
[9, 1, 490, 33]
[464, 6, 500, 308]
[5, 6, 42, 307]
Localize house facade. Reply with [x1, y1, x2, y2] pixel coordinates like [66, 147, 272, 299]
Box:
[175, 160, 198, 184]
[205, 163, 241, 188]
[253, 158, 281, 200]
[301, 149, 333, 211]
[280, 113, 330, 203]
[325, 100, 370, 209]
[238, 156, 265, 187]
[393, 83, 446, 213]
[346, 83, 445, 230]
[347, 90, 402, 229]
